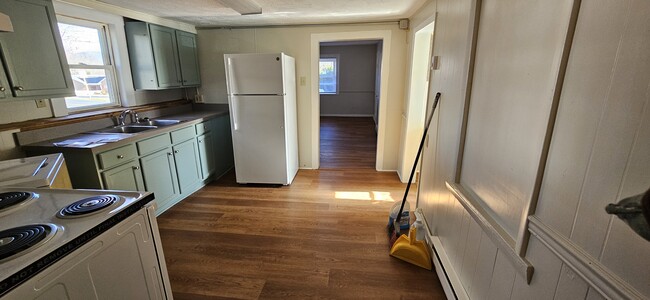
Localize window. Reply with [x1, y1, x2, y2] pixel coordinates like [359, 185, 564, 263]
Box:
[57, 17, 119, 111]
[319, 57, 338, 94]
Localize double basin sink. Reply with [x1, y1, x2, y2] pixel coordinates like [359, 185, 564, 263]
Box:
[93, 119, 183, 134]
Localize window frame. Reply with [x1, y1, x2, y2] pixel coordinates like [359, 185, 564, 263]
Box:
[56, 16, 121, 112]
[319, 55, 340, 95]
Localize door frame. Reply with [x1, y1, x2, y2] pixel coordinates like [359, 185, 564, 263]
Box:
[310, 30, 393, 170]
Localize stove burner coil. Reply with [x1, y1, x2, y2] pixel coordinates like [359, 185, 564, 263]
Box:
[0, 192, 34, 211]
[58, 195, 119, 218]
[0, 224, 52, 260]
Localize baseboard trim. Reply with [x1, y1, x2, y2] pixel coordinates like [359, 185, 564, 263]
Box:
[415, 209, 468, 300]
[528, 216, 645, 299]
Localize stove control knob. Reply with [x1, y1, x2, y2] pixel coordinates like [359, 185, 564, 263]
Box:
[14, 86, 24, 91]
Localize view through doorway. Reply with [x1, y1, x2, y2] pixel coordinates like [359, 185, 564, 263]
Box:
[317, 40, 382, 169]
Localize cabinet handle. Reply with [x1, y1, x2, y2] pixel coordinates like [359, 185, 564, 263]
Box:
[167, 152, 173, 156]
[117, 155, 124, 159]
[0, 87, 5, 92]
[198, 140, 202, 143]
[132, 166, 140, 170]
[174, 150, 179, 154]
[14, 86, 24, 91]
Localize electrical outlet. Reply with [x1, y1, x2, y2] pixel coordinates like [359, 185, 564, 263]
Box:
[35, 99, 47, 108]
[194, 94, 204, 103]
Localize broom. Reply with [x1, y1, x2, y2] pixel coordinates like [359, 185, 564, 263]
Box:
[388, 92, 441, 248]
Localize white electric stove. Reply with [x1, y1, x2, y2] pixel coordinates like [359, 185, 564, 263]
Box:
[0, 187, 172, 299]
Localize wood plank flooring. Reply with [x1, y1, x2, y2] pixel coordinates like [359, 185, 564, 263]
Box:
[157, 117, 445, 299]
[320, 117, 377, 169]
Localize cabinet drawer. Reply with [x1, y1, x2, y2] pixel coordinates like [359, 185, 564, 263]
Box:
[97, 144, 138, 170]
[171, 126, 195, 143]
[195, 121, 211, 136]
[137, 133, 172, 155]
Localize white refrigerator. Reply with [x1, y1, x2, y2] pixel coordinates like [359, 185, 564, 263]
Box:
[224, 53, 299, 185]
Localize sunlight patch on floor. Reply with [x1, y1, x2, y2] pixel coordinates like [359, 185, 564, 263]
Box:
[334, 191, 396, 202]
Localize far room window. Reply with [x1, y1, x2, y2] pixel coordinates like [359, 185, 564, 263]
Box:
[57, 17, 120, 111]
[319, 57, 338, 94]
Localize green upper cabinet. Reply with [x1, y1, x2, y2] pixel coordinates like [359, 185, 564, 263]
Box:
[0, 0, 74, 99]
[125, 21, 200, 90]
[176, 31, 201, 86]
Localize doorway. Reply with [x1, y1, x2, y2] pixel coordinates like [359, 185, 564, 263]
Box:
[318, 41, 381, 169]
[310, 30, 393, 170]
[397, 20, 435, 182]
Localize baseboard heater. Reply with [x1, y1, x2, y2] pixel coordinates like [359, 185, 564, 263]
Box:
[415, 209, 468, 300]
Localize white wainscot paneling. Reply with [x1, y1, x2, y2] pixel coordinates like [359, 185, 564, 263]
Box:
[554, 264, 589, 300]
[510, 236, 563, 299]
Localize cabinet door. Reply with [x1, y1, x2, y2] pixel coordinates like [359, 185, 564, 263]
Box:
[140, 148, 179, 209]
[197, 132, 216, 180]
[149, 24, 181, 88]
[175, 31, 201, 86]
[173, 139, 201, 193]
[0, 0, 73, 98]
[101, 161, 145, 191]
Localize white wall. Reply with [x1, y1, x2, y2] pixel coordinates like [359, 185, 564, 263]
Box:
[416, 0, 650, 299]
[197, 24, 408, 169]
[320, 44, 377, 117]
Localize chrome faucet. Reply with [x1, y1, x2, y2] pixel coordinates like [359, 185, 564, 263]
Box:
[117, 109, 140, 126]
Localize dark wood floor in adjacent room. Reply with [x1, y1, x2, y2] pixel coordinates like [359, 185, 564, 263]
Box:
[320, 116, 377, 169]
[157, 117, 445, 299]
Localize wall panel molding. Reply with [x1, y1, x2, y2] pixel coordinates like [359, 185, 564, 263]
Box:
[446, 182, 534, 283]
[528, 216, 645, 299]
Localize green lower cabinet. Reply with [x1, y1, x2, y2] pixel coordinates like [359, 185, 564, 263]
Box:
[101, 160, 145, 191]
[173, 138, 201, 193]
[141, 147, 179, 210]
[197, 132, 216, 180]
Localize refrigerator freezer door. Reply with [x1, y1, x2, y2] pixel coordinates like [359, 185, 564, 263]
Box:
[229, 95, 289, 184]
[225, 53, 285, 95]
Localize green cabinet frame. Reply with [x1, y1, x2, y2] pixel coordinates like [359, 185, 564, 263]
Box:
[125, 21, 200, 90]
[0, 0, 74, 100]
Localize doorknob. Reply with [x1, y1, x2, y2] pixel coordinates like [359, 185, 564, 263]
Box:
[605, 188, 650, 241]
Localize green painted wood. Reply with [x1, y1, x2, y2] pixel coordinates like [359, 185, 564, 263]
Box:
[140, 147, 179, 209]
[173, 138, 201, 194]
[124, 22, 158, 90]
[197, 131, 216, 180]
[136, 133, 172, 156]
[97, 143, 138, 170]
[176, 30, 201, 86]
[195, 121, 211, 136]
[170, 126, 195, 144]
[0, 64, 10, 100]
[0, 0, 74, 99]
[102, 160, 145, 191]
[149, 24, 181, 88]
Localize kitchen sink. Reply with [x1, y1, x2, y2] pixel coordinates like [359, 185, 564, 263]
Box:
[137, 119, 182, 126]
[94, 125, 158, 134]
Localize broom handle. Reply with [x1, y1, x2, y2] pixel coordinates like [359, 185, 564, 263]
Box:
[395, 92, 441, 226]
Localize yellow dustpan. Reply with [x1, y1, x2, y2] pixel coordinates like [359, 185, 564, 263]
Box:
[390, 226, 432, 270]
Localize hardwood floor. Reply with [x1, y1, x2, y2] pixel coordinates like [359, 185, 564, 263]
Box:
[157, 117, 445, 299]
[320, 117, 377, 169]
[158, 170, 445, 299]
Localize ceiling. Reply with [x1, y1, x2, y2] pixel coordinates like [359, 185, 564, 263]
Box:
[96, 0, 428, 28]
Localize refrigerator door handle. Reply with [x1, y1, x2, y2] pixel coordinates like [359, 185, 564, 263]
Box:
[226, 58, 239, 131]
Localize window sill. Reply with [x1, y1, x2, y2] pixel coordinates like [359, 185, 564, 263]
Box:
[0, 99, 191, 132]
